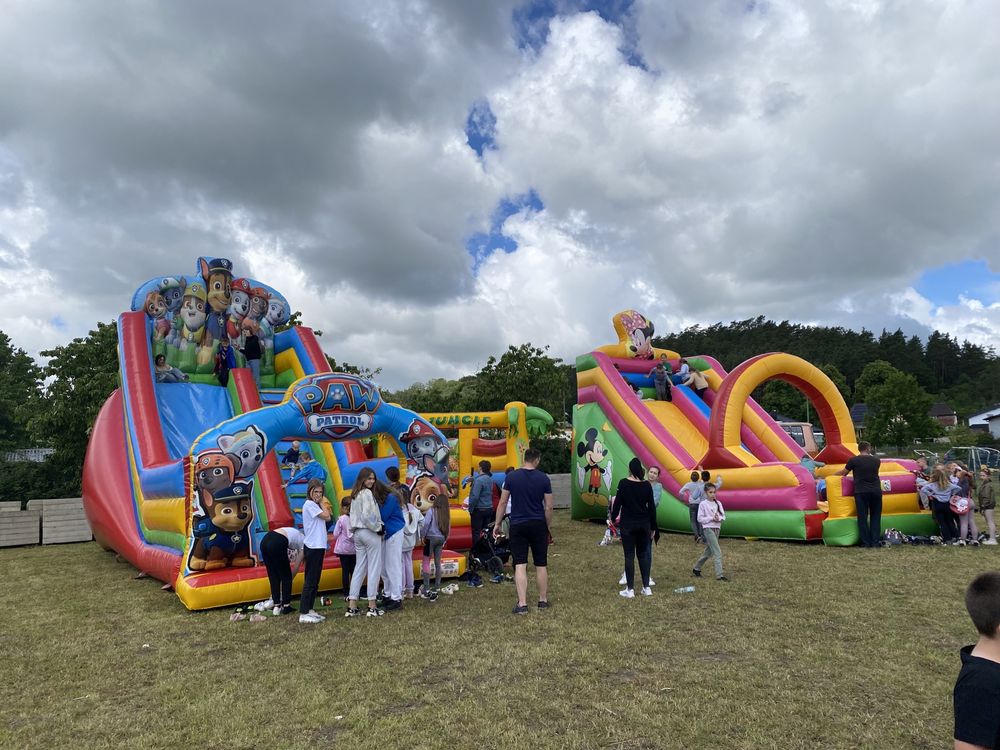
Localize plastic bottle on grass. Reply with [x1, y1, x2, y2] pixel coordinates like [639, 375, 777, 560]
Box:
[673, 585, 696, 594]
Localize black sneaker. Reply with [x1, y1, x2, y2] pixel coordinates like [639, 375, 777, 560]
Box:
[383, 598, 402, 611]
[344, 607, 361, 618]
[537, 600, 551, 610]
[717, 576, 730, 582]
[365, 607, 385, 617]
[512, 604, 529, 615]
[692, 568, 702, 578]
[419, 589, 438, 601]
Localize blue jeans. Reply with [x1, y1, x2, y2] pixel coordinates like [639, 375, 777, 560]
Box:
[247, 358, 260, 388]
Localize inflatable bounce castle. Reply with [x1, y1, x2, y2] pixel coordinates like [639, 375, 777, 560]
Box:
[82, 257, 469, 610]
[571, 310, 937, 545]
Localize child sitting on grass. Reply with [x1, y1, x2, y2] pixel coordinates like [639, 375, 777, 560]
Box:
[953, 571, 1000, 749]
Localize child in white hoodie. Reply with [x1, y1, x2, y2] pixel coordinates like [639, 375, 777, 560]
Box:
[692, 484, 729, 581]
[400, 496, 423, 598]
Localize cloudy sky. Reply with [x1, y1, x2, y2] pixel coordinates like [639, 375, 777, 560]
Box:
[1, 0, 998, 388]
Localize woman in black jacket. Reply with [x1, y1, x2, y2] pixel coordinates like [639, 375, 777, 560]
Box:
[610, 457, 658, 598]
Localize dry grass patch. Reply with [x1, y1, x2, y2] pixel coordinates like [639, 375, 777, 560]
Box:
[0, 512, 995, 749]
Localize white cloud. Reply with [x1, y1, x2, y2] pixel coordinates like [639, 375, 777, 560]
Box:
[1, 1, 999, 388]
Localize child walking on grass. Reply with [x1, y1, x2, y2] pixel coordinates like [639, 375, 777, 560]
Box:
[692, 483, 729, 582]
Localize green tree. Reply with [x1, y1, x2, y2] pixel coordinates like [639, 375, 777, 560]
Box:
[276, 310, 323, 337]
[386, 377, 479, 413]
[472, 344, 569, 422]
[756, 380, 808, 421]
[0, 331, 42, 452]
[853, 360, 898, 403]
[325, 354, 381, 381]
[865, 370, 940, 451]
[26, 321, 120, 494]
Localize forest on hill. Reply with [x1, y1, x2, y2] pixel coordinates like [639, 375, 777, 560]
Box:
[655, 316, 1000, 423]
[3, 316, 998, 501]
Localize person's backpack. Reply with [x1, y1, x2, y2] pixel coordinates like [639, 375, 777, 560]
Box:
[883, 528, 905, 545]
[950, 496, 972, 515]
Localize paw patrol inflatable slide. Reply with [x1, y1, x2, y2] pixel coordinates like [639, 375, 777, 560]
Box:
[571, 310, 935, 545]
[83, 257, 465, 610]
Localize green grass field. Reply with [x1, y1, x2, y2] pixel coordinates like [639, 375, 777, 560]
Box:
[1, 512, 996, 750]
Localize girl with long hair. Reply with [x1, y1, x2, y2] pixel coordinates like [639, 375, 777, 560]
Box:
[346, 467, 389, 617]
[420, 487, 451, 599]
[920, 468, 963, 544]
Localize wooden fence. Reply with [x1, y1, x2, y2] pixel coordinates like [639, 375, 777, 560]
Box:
[0, 498, 92, 548]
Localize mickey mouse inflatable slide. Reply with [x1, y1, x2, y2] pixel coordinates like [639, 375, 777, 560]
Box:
[571, 310, 936, 545]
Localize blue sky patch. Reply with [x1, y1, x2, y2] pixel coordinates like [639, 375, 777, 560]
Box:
[914, 259, 1000, 307]
[512, 0, 646, 68]
[465, 99, 498, 158]
[466, 190, 544, 271]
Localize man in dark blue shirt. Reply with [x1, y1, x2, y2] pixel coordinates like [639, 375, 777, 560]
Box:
[495, 448, 553, 615]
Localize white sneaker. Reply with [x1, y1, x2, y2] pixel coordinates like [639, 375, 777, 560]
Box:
[618, 573, 627, 585]
[253, 599, 274, 612]
[308, 609, 326, 621]
[641, 587, 653, 596]
[299, 612, 322, 624]
[984, 539, 998, 545]
[619, 588, 635, 599]
[649, 578, 656, 586]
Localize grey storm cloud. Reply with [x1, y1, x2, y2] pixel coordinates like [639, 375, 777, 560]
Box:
[0, 0, 520, 306]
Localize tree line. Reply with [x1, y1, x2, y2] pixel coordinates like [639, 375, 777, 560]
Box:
[3, 315, 994, 501]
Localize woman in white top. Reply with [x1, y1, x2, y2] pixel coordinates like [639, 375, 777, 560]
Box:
[299, 479, 332, 624]
[257, 525, 305, 616]
[346, 467, 389, 617]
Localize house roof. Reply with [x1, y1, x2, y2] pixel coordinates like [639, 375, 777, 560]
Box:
[969, 404, 1000, 425]
[929, 402, 956, 418]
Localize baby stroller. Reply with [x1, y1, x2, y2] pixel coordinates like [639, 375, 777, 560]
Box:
[467, 518, 511, 585]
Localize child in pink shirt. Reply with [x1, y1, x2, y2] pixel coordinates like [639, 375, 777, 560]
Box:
[332, 497, 356, 599]
[692, 484, 729, 581]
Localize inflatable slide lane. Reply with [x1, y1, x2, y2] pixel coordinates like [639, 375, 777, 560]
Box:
[83, 257, 464, 610]
[570, 310, 936, 545]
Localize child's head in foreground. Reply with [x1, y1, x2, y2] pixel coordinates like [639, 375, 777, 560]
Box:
[966, 571, 1000, 638]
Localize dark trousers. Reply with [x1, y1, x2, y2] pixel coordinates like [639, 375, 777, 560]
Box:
[338, 553, 356, 594]
[620, 526, 652, 590]
[216, 368, 229, 387]
[470, 508, 493, 544]
[854, 491, 883, 547]
[261, 531, 292, 606]
[932, 500, 958, 542]
[300, 547, 325, 613]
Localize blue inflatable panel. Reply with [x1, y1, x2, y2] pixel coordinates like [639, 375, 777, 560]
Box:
[155, 383, 233, 459]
